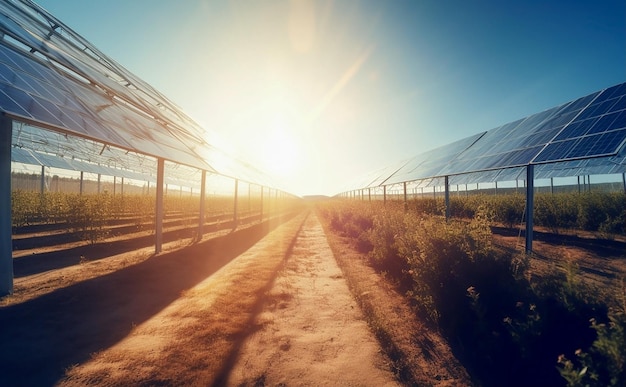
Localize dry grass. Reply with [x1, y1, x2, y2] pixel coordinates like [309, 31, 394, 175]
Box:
[59, 212, 308, 387]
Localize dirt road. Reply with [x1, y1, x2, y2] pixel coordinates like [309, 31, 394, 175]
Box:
[224, 213, 400, 386]
[24, 212, 402, 386]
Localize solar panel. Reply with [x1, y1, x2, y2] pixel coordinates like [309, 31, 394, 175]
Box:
[534, 83, 626, 163]
[0, 1, 280, 189]
[345, 82, 626, 193]
[383, 132, 484, 185]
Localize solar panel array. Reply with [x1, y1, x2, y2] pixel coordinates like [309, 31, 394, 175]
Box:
[0, 0, 279, 189]
[346, 82, 626, 192]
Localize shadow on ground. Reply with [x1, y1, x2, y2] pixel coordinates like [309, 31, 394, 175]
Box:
[0, 215, 293, 387]
[491, 226, 626, 258]
[12, 216, 264, 277]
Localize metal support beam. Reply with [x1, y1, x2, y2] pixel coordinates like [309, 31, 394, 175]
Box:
[233, 179, 239, 226]
[155, 158, 165, 254]
[550, 177, 554, 194]
[1, 115, 13, 296]
[368, 187, 371, 202]
[79, 171, 84, 195]
[444, 175, 450, 221]
[198, 170, 206, 240]
[403, 182, 407, 203]
[40, 165, 45, 195]
[525, 165, 534, 254]
[383, 185, 387, 205]
[248, 183, 251, 213]
[260, 186, 264, 222]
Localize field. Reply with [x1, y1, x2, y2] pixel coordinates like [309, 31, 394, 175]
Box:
[318, 193, 625, 387]
[1, 191, 625, 386]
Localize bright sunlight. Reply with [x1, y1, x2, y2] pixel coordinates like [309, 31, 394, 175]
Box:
[260, 115, 301, 178]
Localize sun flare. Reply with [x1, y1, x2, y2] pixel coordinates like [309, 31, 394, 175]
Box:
[260, 116, 301, 178]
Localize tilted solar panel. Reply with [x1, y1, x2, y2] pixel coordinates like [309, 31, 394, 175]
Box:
[349, 82, 625, 191]
[383, 132, 485, 185]
[0, 0, 281, 188]
[534, 83, 626, 163]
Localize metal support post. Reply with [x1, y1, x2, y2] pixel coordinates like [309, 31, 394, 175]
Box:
[40, 165, 45, 196]
[383, 185, 387, 205]
[155, 158, 165, 254]
[79, 171, 84, 195]
[248, 183, 251, 213]
[1, 115, 13, 295]
[403, 182, 407, 204]
[444, 175, 450, 221]
[525, 165, 534, 254]
[198, 170, 206, 239]
[233, 179, 239, 226]
[550, 177, 554, 195]
[260, 186, 264, 222]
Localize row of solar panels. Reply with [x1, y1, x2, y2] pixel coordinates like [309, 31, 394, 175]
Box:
[0, 0, 281, 190]
[343, 82, 626, 192]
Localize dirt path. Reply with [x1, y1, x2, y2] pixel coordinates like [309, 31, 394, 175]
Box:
[225, 213, 400, 386]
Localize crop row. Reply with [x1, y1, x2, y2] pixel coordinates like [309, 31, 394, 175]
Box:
[381, 191, 625, 236]
[11, 190, 297, 243]
[318, 199, 625, 387]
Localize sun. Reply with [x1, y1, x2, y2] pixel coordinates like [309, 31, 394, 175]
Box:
[260, 115, 301, 178]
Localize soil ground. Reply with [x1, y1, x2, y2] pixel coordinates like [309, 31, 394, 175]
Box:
[225, 213, 400, 386]
[1, 206, 623, 386]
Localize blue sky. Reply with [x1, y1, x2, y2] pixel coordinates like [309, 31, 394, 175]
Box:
[35, 0, 626, 196]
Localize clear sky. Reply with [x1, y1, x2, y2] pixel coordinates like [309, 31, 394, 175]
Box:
[35, 0, 626, 196]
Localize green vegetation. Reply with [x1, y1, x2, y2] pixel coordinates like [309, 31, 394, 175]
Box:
[318, 195, 625, 387]
[12, 190, 300, 243]
[403, 192, 625, 235]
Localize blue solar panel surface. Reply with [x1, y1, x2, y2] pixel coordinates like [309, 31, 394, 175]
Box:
[347, 82, 626, 190]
